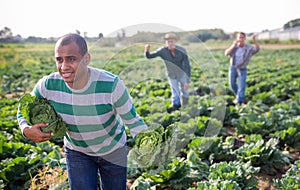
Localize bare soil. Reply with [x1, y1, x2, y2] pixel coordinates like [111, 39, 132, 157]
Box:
[207, 44, 300, 50]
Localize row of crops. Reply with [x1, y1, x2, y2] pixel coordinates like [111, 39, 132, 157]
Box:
[0, 43, 299, 189]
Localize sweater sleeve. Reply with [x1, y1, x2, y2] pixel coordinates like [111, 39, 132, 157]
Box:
[17, 107, 30, 137]
[17, 91, 36, 137]
[111, 77, 148, 138]
[17, 77, 46, 136]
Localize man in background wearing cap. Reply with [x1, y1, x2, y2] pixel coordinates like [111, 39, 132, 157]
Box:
[144, 33, 191, 112]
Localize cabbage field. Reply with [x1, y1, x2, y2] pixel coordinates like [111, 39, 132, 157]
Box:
[0, 41, 300, 190]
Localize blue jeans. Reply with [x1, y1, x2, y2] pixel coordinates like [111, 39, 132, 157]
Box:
[168, 76, 189, 106]
[229, 66, 247, 104]
[65, 146, 127, 190]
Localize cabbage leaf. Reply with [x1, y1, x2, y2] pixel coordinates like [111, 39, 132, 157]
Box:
[19, 93, 67, 140]
[128, 125, 177, 169]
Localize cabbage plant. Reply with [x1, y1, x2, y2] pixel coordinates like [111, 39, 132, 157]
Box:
[128, 125, 177, 169]
[19, 93, 67, 140]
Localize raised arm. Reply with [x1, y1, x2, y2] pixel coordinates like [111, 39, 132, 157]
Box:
[252, 35, 260, 50]
[144, 44, 161, 59]
[224, 40, 238, 56]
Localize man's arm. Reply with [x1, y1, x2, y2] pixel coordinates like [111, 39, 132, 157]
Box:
[225, 40, 238, 56]
[112, 78, 148, 138]
[252, 35, 260, 50]
[144, 44, 161, 59]
[17, 79, 51, 143]
[183, 52, 191, 89]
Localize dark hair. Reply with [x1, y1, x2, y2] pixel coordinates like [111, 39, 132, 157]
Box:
[237, 32, 246, 37]
[58, 33, 88, 56]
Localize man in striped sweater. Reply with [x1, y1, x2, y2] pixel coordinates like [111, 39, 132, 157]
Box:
[17, 33, 148, 190]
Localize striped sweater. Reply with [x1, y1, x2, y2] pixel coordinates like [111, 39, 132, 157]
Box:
[17, 67, 148, 156]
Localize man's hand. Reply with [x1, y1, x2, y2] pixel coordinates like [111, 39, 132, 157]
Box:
[184, 83, 189, 90]
[145, 44, 150, 52]
[233, 40, 239, 46]
[225, 40, 239, 56]
[252, 34, 259, 49]
[23, 123, 51, 143]
[252, 34, 256, 41]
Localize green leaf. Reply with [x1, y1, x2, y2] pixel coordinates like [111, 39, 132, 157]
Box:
[18, 93, 67, 140]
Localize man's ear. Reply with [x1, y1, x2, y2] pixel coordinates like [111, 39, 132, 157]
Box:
[82, 53, 91, 65]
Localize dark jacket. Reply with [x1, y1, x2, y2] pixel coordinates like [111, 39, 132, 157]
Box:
[145, 45, 191, 82]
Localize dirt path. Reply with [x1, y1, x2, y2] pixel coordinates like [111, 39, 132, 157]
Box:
[207, 44, 300, 50]
[260, 44, 300, 49]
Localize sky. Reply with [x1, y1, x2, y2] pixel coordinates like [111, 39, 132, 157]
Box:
[1, 0, 300, 38]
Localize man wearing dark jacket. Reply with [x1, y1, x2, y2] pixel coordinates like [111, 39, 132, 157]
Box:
[144, 33, 191, 112]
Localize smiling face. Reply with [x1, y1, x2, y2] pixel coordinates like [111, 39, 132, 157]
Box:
[55, 39, 90, 89]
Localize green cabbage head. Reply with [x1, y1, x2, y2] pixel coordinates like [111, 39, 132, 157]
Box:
[128, 125, 177, 169]
[19, 93, 67, 140]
